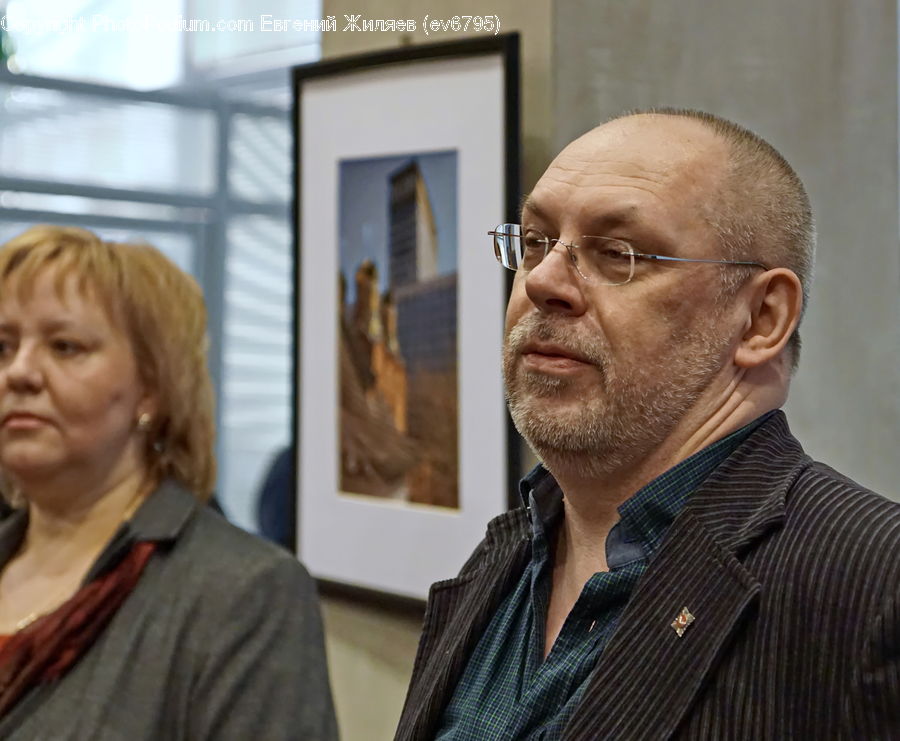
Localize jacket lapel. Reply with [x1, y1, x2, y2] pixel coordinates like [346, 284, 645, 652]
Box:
[564, 411, 809, 740]
[564, 509, 761, 740]
[396, 510, 531, 741]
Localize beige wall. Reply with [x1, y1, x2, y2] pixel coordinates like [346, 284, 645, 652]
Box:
[314, 3, 899, 739]
[320, 595, 423, 740]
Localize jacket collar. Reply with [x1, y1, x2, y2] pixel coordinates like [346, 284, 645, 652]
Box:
[86, 479, 198, 581]
[124, 479, 198, 543]
[682, 410, 806, 553]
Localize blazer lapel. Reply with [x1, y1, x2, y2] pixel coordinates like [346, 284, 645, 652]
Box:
[396, 513, 531, 741]
[564, 509, 761, 740]
[564, 411, 807, 740]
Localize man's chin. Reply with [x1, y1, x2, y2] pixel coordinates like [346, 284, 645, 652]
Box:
[508, 378, 600, 409]
[509, 365, 597, 394]
[508, 393, 606, 442]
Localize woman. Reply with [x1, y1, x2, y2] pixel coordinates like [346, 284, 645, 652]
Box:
[0, 226, 337, 739]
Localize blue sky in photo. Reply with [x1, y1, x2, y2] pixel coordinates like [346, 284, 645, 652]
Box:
[338, 150, 457, 303]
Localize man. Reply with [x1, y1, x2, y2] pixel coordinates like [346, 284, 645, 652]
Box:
[395, 110, 900, 740]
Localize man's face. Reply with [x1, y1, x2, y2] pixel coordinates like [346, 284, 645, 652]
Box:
[503, 115, 738, 475]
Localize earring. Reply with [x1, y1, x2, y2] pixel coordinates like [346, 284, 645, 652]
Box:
[137, 413, 152, 431]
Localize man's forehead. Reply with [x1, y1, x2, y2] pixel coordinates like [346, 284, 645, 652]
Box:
[556, 116, 726, 174]
[523, 115, 729, 221]
[520, 193, 640, 226]
[577, 114, 723, 152]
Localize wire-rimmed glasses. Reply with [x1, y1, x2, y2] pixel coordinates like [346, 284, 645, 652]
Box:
[488, 223, 769, 285]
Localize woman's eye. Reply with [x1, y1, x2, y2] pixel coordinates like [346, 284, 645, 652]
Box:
[51, 339, 83, 355]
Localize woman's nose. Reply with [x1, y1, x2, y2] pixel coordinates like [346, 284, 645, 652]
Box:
[3, 345, 44, 393]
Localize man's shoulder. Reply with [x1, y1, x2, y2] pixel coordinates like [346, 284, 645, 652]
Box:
[727, 456, 900, 606]
[795, 457, 897, 501]
[786, 459, 900, 549]
[702, 412, 899, 551]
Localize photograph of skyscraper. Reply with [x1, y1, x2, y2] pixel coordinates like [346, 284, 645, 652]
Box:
[337, 151, 459, 509]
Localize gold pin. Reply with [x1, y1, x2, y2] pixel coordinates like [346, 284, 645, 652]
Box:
[671, 606, 695, 637]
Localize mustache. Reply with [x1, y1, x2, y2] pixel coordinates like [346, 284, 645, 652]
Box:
[505, 315, 607, 369]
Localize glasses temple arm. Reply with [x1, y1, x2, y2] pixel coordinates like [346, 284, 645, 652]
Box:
[635, 254, 768, 269]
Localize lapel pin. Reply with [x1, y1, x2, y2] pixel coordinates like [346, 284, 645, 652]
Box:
[671, 606, 695, 638]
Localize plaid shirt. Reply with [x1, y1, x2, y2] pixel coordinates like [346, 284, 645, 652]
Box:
[436, 414, 773, 740]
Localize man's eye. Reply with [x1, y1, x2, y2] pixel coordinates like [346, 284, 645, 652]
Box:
[522, 232, 546, 251]
[596, 248, 631, 261]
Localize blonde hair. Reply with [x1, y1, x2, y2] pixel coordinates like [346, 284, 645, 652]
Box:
[0, 225, 216, 499]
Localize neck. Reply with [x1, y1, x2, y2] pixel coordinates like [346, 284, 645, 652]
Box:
[543, 366, 786, 545]
[18, 466, 150, 564]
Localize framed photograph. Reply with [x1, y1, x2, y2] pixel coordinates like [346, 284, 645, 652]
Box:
[293, 35, 520, 601]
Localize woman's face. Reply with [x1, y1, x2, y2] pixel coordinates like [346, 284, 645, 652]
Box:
[0, 268, 151, 489]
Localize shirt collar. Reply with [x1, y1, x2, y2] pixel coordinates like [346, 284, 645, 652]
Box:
[525, 474, 564, 558]
[519, 410, 778, 560]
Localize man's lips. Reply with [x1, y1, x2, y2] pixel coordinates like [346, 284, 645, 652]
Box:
[520, 342, 592, 363]
[520, 342, 594, 372]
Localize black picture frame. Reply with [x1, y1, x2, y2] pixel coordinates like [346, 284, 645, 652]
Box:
[292, 34, 520, 603]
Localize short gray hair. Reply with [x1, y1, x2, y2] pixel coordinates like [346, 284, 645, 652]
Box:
[616, 108, 815, 372]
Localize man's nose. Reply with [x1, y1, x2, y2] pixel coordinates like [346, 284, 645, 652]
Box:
[523, 240, 588, 316]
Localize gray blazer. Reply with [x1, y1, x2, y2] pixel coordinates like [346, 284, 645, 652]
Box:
[396, 412, 900, 740]
[0, 480, 338, 740]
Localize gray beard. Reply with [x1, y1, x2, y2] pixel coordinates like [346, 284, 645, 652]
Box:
[503, 313, 728, 479]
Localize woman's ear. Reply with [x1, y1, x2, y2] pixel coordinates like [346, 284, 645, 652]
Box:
[135, 387, 160, 428]
[734, 268, 803, 369]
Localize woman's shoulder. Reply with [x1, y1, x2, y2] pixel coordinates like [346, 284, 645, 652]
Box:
[138, 481, 316, 603]
[186, 504, 312, 586]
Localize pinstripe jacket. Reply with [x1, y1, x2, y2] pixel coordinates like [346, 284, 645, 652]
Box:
[395, 412, 900, 740]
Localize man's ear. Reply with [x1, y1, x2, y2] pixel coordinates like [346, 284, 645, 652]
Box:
[734, 269, 803, 369]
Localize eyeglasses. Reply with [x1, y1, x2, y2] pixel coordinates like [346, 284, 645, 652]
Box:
[488, 224, 769, 285]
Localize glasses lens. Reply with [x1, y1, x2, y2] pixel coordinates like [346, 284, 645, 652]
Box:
[578, 237, 635, 285]
[520, 228, 550, 270]
[493, 224, 522, 269]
